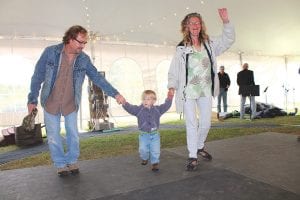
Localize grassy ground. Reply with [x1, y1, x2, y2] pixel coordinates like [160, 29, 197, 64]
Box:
[165, 114, 300, 126]
[0, 115, 299, 171]
[0, 145, 19, 154]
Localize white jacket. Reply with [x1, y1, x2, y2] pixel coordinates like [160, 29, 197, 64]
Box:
[168, 22, 235, 114]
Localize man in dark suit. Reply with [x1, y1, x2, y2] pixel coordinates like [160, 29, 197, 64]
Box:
[217, 65, 231, 113]
[237, 63, 256, 119]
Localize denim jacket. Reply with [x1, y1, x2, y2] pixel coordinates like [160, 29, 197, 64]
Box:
[28, 43, 119, 110]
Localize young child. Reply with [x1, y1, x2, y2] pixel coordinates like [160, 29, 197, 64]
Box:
[122, 90, 173, 172]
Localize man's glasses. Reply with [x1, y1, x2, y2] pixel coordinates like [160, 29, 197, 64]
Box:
[74, 38, 87, 45]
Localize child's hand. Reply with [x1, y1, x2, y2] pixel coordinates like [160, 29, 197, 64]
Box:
[168, 88, 175, 95]
[115, 94, 126, 105]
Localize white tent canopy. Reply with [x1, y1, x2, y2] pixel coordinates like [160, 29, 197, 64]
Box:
[1, 0, 300, 56]
[0, 0, 299, 127]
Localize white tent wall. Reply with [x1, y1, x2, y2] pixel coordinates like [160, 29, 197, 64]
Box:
[0, 38, 299, 127]
[0, 39, 47, 126]
[285, 56, 300, 111]
[81, 42, 176, 126]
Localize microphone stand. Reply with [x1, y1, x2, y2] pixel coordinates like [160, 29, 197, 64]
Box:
[264, 86, 268, 104]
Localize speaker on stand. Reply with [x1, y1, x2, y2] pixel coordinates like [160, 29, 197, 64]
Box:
[88, 71, 114, 131]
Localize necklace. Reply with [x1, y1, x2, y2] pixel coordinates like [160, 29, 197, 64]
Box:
[193, 45, 201, 52]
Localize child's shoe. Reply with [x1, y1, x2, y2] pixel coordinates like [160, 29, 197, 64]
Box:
[151, 163, 159, 172]
[141, 160, 148, 165]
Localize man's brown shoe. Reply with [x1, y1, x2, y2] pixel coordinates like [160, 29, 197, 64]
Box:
[68, 163, 80, 174]
[57, 167, 69, 177]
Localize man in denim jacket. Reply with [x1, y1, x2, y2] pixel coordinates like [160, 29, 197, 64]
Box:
[27, 25, 125, 176]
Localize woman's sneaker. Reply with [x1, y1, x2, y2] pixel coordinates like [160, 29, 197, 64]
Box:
[186, 158, 197, 171]
[197, 148, 212, 161]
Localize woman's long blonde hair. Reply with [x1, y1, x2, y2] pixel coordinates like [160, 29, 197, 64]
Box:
[180, 12, 209, 46]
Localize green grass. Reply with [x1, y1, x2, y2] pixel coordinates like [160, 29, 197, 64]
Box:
[223, 115, 300, 125]
[0, 145, 19, 154]
[165, 115, 300, 126]
[0, 116, 299, 171]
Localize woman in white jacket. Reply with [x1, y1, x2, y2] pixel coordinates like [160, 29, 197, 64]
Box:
[168, 8, 235, 171]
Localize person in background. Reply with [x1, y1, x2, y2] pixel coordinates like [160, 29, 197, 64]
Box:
[122, 90, 173, 172]
[217, 65, 231, 114]
[237, 63, 256, 119]
[27, 25, 126, 176]
[168, 8, 235, 171]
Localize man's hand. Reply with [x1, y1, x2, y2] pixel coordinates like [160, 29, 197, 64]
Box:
[27, 104, 37, 114]
[115, 94, 126, 105]
[218, 8, 229, 24]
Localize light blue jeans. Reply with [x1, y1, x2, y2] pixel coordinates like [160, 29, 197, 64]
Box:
[44, 110, 79, 168]
[139, 132, 160, 164]
[217, 88, 228, 113]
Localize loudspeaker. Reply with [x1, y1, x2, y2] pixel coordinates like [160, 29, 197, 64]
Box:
[239, 85, 260, 96]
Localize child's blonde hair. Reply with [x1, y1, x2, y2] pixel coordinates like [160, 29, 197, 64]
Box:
[142, 90, 157, 100]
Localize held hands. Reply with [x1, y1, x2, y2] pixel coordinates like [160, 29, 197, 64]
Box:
[27, 104, 37, 114]
[115, 94, 126, 105]
[218, 8, 230, 24]
[167, 88, 175, 100]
